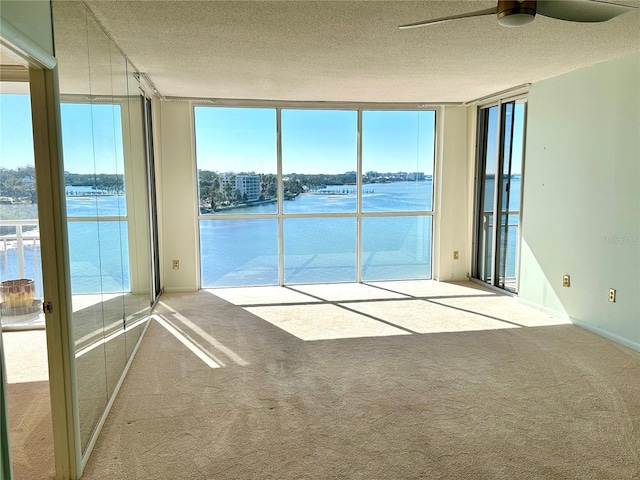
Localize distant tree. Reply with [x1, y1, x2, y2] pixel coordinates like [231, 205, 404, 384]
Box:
[65, 172, 125, 194]
[0, 166, 38, 203]
[260, 173, 277, 200]
[198, 170, 225, 210]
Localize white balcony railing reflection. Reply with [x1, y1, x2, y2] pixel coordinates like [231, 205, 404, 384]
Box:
[0, 219, 42, 299]
[480, 211, 519, 285]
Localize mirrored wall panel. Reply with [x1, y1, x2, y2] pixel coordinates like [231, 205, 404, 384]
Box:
[53, 0, 153, 453]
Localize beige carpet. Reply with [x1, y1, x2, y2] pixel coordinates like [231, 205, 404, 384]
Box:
[6, 382, 55, 480]
[82, 281, 640, 479]
[3, 330, 55, 480]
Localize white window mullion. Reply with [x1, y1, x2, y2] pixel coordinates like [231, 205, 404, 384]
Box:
[490, 101, 502, 286]
[356, 109, 363, 283]
[276, 108, 285, 286]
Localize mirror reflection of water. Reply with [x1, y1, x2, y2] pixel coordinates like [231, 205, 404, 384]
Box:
[2, 178, 521, 292]
[0, 192, 129, 295]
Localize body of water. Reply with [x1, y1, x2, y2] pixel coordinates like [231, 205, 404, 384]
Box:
[66, 189, 129, 294]
[0, 187, 129, 295]
[201, 180, 435, 287]
[1, 179, 521, 293]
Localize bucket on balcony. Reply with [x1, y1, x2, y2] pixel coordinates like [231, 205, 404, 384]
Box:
[0, 279, 37, 316]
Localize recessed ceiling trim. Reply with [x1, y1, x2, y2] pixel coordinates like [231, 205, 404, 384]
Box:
[134, 72, 162, 99]
[171, 97, 464, 110]
[465, 83, 531, 106]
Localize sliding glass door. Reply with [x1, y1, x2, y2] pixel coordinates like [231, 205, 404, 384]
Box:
[474, 99, 526, 293]
[143, 95, 161, 304]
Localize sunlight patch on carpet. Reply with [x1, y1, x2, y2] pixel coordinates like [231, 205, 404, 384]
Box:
[245, 303, 410, 341]
[155, 315, 221, 368]
[205, 286, 320, 306]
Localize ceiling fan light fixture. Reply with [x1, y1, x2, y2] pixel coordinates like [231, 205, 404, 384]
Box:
[498, 12, 536, 26]
[497, 0, 537, 27]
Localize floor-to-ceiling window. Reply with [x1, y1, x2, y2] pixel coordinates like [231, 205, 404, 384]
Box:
[196, 106, 435, 287]
[473, 98, 526, 293]
[361, 110, 434, 281]
[281, 109, 358, 284]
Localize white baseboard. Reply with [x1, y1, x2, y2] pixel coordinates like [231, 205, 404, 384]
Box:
[569, 318, 640, 353]
[517, 297, 570, 322]
[517, 298, 639, 353]
[162, 287, 199, 293]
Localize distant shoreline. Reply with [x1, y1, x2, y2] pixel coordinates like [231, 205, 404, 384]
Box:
[206, 198, 277, 213]
[66, 192, 123, 197]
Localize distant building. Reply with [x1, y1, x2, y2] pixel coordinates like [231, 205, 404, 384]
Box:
[407, 172, 425, 181]
[236, 174, 260, 202]
[221, 173, 260, 202]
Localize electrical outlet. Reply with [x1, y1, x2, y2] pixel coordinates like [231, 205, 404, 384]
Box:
[562, 275, 570, 287]
[609, 289, 616, 303]
[453, 251, 459, 260]
[173, 259, 180, 270]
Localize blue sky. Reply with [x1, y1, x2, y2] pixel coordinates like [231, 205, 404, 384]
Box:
[195, 107, 436, 175]
[0, 94, 124, 174]
[511, 102, 525, 175]
[2, 96, 519, 176]
[485, 102, 524, 176]
[59, 103, 124, 174]
[0, 94, 35, 169]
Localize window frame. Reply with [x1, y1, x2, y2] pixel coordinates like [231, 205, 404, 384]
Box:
[60, 96, 131, 293]
[194, 101, 438, 287]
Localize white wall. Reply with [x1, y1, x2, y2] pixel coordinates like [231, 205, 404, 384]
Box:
[519, 53, 640, 351]
[433, 105, 471, 281]
[158, 101, 199, 292]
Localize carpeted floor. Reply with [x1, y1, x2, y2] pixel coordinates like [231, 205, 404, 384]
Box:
[82, 281, 640, 479]
[3, 330, 55, 480]
[6, 381, 55, 480]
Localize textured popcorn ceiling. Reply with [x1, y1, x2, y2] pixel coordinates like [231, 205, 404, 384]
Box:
[72, 1, 640, 102]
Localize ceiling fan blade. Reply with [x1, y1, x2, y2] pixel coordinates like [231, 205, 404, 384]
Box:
[537, 0, 638, 22]
[399, 7, 497, 29]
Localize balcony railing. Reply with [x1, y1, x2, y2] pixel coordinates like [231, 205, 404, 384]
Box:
[480, 211, 519, 285]
[0, 219, 43, 299]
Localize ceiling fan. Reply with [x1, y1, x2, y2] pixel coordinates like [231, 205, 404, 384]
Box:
[399, 0, 638, 29]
